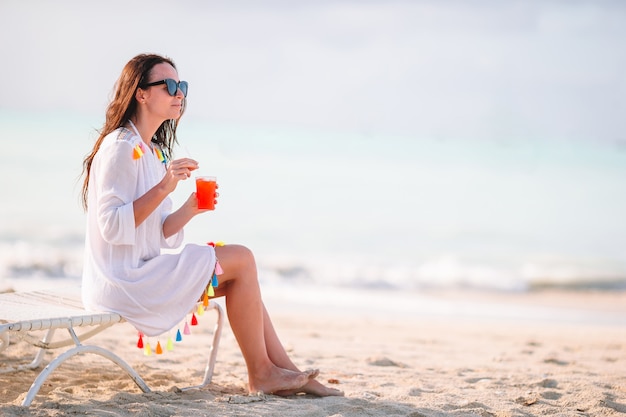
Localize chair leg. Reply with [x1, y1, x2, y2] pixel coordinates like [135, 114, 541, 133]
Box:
[22, 344, 151, 406]
[181, 301, 224, 391]
[0, 329, 56, 374]
[28, 328, 56, 370]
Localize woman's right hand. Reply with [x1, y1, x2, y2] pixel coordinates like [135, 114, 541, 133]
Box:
[161, 158, 199, 193]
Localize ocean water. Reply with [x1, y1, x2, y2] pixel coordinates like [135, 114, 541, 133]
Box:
[1, 111, 626, 294]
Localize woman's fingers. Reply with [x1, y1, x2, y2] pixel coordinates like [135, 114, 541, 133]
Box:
[168, 158, 199, 179]
[171, 158, 199, 171]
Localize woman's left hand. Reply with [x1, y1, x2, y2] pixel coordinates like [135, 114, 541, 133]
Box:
[185, 188, 219, 215]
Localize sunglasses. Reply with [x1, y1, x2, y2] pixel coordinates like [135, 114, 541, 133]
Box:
[140, 78, 188, 97]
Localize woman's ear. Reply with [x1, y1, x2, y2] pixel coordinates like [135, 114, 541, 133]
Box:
[135, 88, 146, 104]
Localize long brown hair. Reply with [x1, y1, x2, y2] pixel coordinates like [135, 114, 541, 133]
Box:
[81, 53, 185, 210]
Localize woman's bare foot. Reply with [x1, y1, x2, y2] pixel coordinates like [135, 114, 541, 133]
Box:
[274, 379, 345, 397]
[249, 366, 318, 395]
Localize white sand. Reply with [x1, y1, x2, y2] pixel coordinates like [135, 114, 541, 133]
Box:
[1, 289, 625, 416]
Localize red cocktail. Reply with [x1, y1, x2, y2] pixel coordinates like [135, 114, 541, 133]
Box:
[196, 176, 217, 210]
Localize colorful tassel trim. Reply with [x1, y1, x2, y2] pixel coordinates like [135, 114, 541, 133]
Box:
[137, 241, 226, 357]
[132, 142, 166, 164]
[155, 147, 167, 164]
[132, 143, 145, 159]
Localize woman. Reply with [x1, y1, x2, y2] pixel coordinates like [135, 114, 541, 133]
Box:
[81, 53, 342, 397]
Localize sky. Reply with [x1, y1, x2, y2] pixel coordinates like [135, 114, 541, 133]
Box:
[0, 0, 625, 142]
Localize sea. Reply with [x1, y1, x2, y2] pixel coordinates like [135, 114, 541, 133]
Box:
[2, 109, 626, 298]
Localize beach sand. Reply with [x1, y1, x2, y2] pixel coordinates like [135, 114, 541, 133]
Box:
[1, 289, 625, 416]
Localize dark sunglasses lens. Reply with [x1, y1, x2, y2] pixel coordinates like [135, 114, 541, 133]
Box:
[179, 81, 188, 97]
[164, 79, 177, 96]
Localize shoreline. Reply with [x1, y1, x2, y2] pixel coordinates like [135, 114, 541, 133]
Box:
[259, 284, 626, 327]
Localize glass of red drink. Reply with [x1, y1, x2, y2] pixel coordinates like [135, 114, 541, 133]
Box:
[195, 176, 217, 210]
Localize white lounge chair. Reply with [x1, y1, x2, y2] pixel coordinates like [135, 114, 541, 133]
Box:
[0, 286, 224, 407]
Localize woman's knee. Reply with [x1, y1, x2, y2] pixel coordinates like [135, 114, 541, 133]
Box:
[217, 244, 256, 270]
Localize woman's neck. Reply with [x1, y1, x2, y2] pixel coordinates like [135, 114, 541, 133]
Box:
[128, 117, 160, 146]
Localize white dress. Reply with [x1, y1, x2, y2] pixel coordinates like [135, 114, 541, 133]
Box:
[82, 126, 216, 337]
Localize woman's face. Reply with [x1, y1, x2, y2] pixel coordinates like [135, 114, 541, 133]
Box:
[140, 62, 185, 121]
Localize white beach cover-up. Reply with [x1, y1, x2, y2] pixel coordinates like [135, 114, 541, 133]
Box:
[82, 127, 215, 337]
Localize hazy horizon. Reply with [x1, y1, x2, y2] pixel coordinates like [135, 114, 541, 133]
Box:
[1, 0, 625, 142]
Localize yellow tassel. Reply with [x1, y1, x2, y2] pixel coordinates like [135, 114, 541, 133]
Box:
[207, 285, 215, 297]
[197, 303, 205, 316]
[144, 342, 152, 356]
[166, 337, 174, 351]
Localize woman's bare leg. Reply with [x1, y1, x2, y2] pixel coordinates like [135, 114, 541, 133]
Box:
[213, 245, 315, 394]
